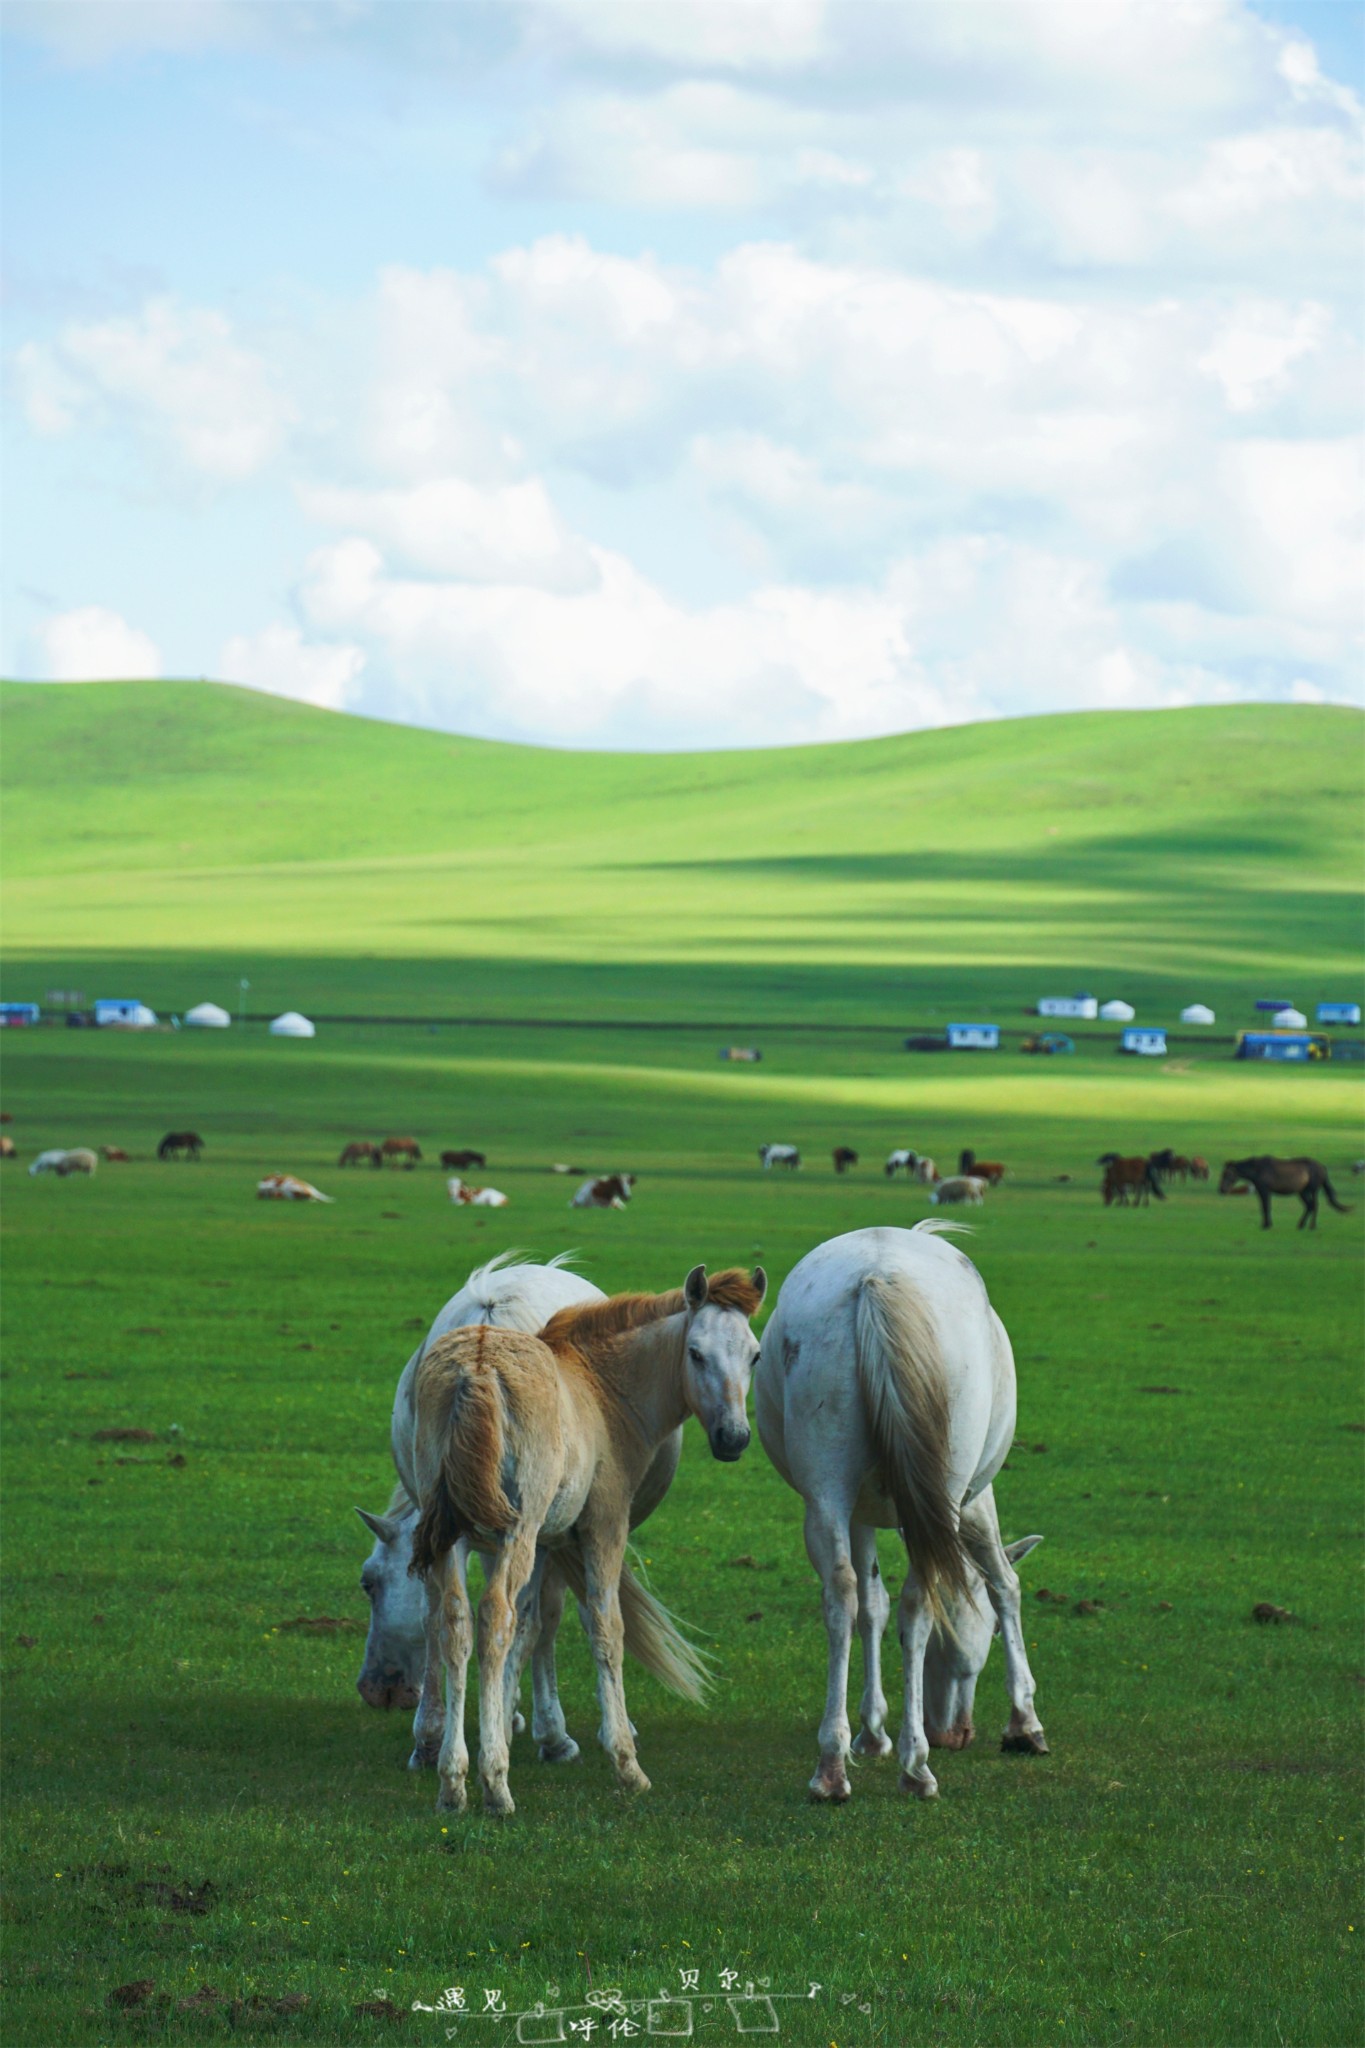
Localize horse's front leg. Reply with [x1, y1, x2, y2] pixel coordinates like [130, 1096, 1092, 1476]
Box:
[577, 1520, 649, 1794]
[530, 1556, 580, 1764]
[803, 1501, 858, 1800]
[410, 1538, 468, 1772]
[849, 1521, 892, 1760]
[959, 1498, 1048, 1757]
[895, 1567, 937, 1798]
[476, 1526, 541, 1816]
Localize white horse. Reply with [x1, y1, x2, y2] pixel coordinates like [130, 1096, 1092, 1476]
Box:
[357, 1254, 689, 1770]
[754, 1222, 1047, 1802]
[884, 1149, 919, 1177]
[759, 1144, 800, 1170]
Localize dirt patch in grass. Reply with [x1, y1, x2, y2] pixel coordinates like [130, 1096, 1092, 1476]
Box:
[92, 1427, 159, 1443]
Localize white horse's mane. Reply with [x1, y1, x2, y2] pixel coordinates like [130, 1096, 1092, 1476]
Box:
[464, 1247, 583, 1295]
[911, 1219, 975, 1239]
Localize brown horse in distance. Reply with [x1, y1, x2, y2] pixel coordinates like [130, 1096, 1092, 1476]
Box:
[1219, 1156, 1351, 1230]
[832, 1147, 858, 1174]
[339, 1140, 383, 1168]
[381, 1137, 422, 1169]
[158, 1131, 204, 1160]
[1099, 1155, 1165, 1205]
[441, 1150, 486, 1172]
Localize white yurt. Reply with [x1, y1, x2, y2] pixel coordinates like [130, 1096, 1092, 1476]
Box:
[1181, 1003, 1216, 1025]
[1099, 999, 1135, 1022]
[1272, 1007, 1307, 1029]
[269, 1011, 316, 1039]
[127, 1003, 159, 1029]
[185, 1001, 231, 1029]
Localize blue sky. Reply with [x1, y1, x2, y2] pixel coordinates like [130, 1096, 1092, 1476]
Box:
[4, 0, 1362, 747]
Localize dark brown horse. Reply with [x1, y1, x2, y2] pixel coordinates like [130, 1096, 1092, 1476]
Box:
[1220, 1156, 1351, 1230]
[441, 1149, 486, 1171]
[832, 1147, 858, 1174]
[158, 1131, 203, 1160]
[1098, 1154, 1165, 1205]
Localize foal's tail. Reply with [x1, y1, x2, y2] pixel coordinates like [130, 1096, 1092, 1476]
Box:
[554, 1543, 711, 1705]
[854, 1272, 972, 1619]
[409, 1337, 515, 1578]
[1321, 1171, 1351, 1214]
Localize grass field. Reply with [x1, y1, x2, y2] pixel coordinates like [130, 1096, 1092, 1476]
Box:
[2, 686, 1363, 2045]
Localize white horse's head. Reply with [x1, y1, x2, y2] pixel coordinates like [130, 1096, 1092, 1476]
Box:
[923, 1535, 1043, 1749]
[354, 1504, 424, 1710]
[681, 1264, 767, 1462]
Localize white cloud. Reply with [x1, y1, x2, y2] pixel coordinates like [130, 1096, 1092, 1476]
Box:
[14, 298, 292, 480]
[298, 477, 597, 590]
[37, 606, 161, 681]
[219, 622, 366, 713]
[1198, 300, 1329, 411]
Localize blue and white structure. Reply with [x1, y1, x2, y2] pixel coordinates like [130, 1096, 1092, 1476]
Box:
[947, 1022, 1000, 1051]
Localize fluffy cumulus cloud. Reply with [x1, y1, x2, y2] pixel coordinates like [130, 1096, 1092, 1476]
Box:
[36, 606, 161, 681]
[5, 0, 1362, 743]
[15, 298, 292, 480]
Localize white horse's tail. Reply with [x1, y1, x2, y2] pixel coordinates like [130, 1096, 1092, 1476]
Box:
[554, 1543, 711, 1705]
[854, 1271, 972, 1618]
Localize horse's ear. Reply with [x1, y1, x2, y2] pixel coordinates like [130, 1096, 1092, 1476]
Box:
[356, 1507, 400, 1545]
[1004, 1534, 1043, 1565]
[751, 1266, 768, 1308]
[683, 1264, 708, 1311]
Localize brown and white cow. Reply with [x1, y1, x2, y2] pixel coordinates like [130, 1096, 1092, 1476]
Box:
[570, 1173, 636, 1209]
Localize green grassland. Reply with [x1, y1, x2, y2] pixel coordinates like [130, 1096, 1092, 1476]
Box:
[1, 684, 1363, 2046]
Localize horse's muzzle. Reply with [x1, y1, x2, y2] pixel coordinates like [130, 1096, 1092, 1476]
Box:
[709, 1427, 751, 1463]
[356, 1672, 420, 1711]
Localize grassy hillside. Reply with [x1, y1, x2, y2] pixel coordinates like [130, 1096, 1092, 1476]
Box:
[1, 681, 1360, 1024]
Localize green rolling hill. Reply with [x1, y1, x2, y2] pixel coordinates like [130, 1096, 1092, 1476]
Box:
[1, 679, 1360, 1025]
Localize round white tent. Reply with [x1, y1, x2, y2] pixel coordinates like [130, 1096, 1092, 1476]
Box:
[1272, 1007, 1307, 1029]
[185, 1001, 231, 1029]
[1181, 1003, 1215, 1025]
[127, 1003, 158, 1029]
[1099, 999, 1135, 1022]
[269, 1011, 316, 1039]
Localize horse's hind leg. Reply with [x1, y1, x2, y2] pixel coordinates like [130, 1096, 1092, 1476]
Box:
[959, 1495, 1048, 1757]
[411, 1538, 468, 1772]
[475, 1524, 541, 1816]
[804, 1499, 859, 1800]
[502, 1558, 545, 1742]
[850, 1522, 892, 1760]
[895, 1567, 937, 1799]
[529, 1558, 581, 1764]
[1299, 1190, 1315, 1230]
[436, 1553, 475, 1812]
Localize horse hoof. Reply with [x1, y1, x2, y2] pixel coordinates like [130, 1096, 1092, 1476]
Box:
[852, 1730, 893, 1759]
[899, 1768, 939, 1800]
[482, 1783, 515, 1817]
[616, 1765, 651, 1796]
[928, 1724, 974, 1752]
[808, 1768, 852, 1803]
[435, 1780, 467, 1813]
[408, 1746, 438, 1772]
[537, 1736, 581, 1765]
[1001, 1727, 1050, 1756]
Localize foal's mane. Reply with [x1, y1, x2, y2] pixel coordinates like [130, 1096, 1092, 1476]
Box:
[539, 1269, 763, 1359]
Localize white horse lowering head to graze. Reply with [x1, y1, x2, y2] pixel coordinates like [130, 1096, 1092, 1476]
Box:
[885, 1149, 919, 1177]
[29, 1147, 97, 1177]
[754, 1222, 1047, 1803]
[759, 1144, 800, 1171]
[407, 1262, 765, 1816]
[931, 1175, 985, 1206]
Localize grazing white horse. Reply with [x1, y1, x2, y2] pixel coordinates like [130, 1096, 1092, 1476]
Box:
[759, 1144, 800, 1170]
[931, 1175, 985, 1206]
[885, 1149, 919, 1177]
[754, 1223, 1047, 1802]
[362, 1254, 691, 1772]
[29, 1147, 97, 1177]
